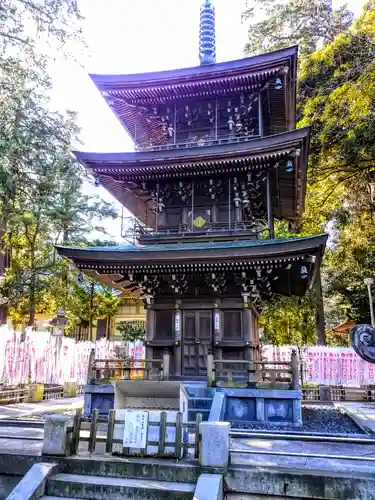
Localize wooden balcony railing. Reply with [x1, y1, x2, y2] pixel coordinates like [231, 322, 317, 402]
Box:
[122, 218, 269, 241]
[88, 350, 171, 382]
[207, 350, 300, 389]
[135, 133, 261, 152]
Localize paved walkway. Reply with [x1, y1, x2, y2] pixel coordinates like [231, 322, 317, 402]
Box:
[334, 401, 375, 435]
[231, 435, 375, 474]
[0, 395, 83, 420]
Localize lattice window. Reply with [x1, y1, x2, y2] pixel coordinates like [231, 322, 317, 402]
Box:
[223, 311, 243, 340]
[155, 310, 174, 339]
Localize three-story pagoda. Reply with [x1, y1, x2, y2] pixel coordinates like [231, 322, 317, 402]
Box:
[57, 0, 327, 379]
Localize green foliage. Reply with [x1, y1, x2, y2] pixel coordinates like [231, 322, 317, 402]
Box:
[245, 1, 375, 343]
[260, 294, 316, 345]
[0, 1, 119, 327]
[243, 0, 353, 56]
[116, 321, 146, 343]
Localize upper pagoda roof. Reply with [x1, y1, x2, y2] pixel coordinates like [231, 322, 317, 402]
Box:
[90, 46, 298, 145]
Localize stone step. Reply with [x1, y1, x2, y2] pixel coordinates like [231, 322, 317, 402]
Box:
[40, 497, 83, 499]
[46, 473, 195, 499]
[63, 456, 202, 483]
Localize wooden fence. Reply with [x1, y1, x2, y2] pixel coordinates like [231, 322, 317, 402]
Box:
[71, 408, 202, 459]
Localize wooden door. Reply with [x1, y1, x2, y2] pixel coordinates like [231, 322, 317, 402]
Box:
[182, 311, 213, 377]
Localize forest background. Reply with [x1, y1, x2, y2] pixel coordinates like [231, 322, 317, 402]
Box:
[0, 0, 373, 346]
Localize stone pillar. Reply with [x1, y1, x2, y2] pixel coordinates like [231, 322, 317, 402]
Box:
[42, 415, 73, 456]
[194, 474, 223, 500]
[200, 421, 230, 469]
[28, 384, 44, 403]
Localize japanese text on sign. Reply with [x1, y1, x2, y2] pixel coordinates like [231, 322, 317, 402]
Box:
[123, 410, 149, 449]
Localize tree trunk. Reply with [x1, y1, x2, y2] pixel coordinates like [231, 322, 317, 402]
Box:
[315, 268, 326, 345]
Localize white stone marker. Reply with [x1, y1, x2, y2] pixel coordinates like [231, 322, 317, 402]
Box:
[200, 421, 230, 468]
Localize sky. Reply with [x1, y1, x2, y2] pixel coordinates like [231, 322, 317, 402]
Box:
[48, 0, 366, 239]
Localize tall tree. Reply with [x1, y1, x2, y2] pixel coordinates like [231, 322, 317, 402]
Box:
[243, 1, 375, 342]
[242, 0, 353, 56]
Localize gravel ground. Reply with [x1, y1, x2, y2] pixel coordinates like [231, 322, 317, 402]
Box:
[11, 405, 364, 435]
[232, 405, 364, 434]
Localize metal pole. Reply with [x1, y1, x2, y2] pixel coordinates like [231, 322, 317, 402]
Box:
[365, 278, 375, 327]
[266, 170, 274, 238]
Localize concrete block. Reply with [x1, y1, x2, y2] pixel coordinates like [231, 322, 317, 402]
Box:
[200, 421, 230, 469]
[63, 381, 77, 398]
[28, 384, 44, 403]
[208, 393, 226, 422]
[42, 415, 72, 456]
[6, 462, 58, 500]
[194, 474, 223, 500]
[84, 384, 114, 418]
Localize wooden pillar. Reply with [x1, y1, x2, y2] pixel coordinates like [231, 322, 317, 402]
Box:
[315, 267, 326, 345]
[146, 308, 155, 359]
[174, 308, 182, 377]
[266, 170, 275, 238]
[258, 92, 263, 137]
[213, 306, 223, 377]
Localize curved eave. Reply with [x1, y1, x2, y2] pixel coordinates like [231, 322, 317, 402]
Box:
[76, 128, 309, 168]
[75, 128, 310, 222]
[56, 234, 327, 265]
[90, 46, 297, 89]
[56, 234, 327, 298]
[90, 46, 298, 144]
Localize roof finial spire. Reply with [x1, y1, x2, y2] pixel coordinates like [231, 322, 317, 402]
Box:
[199, 0, 216, 65]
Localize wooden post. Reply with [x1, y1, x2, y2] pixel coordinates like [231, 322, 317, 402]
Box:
[71, 408, 82, 455]
[247, 361, 255, 387]
[175, 412, 183, 458]
[162, 349, 170, 380]
[87, 348, 95, 384]
[267, 170, 274, 239]
[105, 409, 115, 454]
[207, 350, 214, 387]
[315, 267, 326, 345]
[291, 349, 300, 390]
[88, 409, 99, 454]
[195, 413, 202, 460]
[158, 411, 167, 456]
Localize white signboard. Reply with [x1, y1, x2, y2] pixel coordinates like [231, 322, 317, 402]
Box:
[175, 311, 181, 332]
[123, 410, 149, 449]
[214, 311, 220, 331]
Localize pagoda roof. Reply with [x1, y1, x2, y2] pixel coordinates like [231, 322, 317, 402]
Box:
[90, 46, 298, 144]
[56, 234, 327, 298]
[76, 127, 310, 223]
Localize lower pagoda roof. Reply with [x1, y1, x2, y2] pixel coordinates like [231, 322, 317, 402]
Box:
[76, 128, 310, 223]
[56, 234, 327, 303]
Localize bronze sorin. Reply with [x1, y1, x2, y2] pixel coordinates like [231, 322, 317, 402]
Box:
[350, 324, 375, 364]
